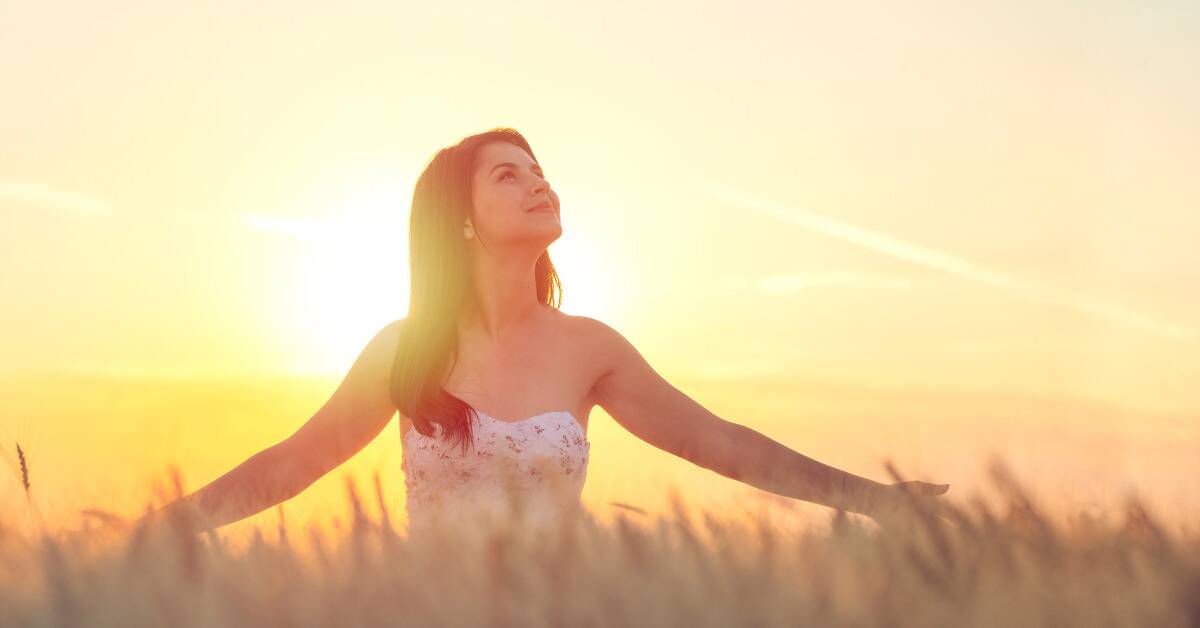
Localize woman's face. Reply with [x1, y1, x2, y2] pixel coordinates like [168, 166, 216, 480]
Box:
[469, 141, 561, 248]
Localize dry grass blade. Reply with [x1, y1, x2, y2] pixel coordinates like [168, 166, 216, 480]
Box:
[610, 501, 648, 516]
[15, 443, 30, 493]
[0, 459, 1197, 627]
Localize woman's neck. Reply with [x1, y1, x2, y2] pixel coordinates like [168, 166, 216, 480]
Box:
[462, 243, 546, 340]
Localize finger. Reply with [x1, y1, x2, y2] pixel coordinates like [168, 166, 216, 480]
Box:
[909, 482, 950, 497]
[918, 482, 950, 495]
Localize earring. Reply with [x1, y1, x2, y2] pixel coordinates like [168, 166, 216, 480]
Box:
[463, 222, 475, 240]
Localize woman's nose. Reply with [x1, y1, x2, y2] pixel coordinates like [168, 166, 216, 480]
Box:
[531, 174, 549, 194]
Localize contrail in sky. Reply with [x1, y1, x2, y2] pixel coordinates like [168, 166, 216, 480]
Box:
[0, 179, 110, 216]
[708, 183, 1198, 343]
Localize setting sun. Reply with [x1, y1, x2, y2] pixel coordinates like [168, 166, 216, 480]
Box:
[2, 4, 1198, 625]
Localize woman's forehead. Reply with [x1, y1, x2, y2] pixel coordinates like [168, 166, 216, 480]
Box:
[476, 142, 537, 171]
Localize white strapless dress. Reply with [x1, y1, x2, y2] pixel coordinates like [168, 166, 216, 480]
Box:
[401, 409, 591, 534]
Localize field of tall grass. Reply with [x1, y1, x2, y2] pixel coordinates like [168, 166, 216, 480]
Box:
[2, 447, 1198, 628]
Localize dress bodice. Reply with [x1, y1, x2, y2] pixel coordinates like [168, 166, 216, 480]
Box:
[401, 409, 590, 533]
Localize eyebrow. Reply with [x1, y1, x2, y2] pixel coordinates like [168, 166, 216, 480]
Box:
[488, 161, 543, 176]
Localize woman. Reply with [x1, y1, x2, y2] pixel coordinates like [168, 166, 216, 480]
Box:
[132, 128, 951, 536]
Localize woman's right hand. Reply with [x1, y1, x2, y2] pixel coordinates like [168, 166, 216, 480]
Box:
[864, 480, 954, 533]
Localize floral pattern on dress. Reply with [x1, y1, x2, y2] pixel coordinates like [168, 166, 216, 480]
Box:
[401, 410, 590, 525]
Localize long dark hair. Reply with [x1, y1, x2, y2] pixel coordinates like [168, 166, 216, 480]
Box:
[389, 128, 563, 454]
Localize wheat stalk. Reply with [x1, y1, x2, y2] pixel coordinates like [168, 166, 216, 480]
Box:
[14, 441, 46, 536]
[16, 442, 30, 494]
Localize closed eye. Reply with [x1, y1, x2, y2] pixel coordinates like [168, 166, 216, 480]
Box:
[500, 169, 546, 181]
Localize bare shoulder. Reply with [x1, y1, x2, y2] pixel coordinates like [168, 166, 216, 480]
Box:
[380, 316, 407, 343]
[563, 312, 625, 343]
[352, 317, 407, 384]
[372, 316, 406, 350]
[557, 313, 637, 380]
[560, 313, 700, 459]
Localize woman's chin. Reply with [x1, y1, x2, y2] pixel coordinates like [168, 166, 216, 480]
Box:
[534, 225, 563, 246]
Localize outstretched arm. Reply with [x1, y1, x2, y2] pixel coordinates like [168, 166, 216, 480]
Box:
[133, 319, 404, 535]
[588, 318, 889, 517]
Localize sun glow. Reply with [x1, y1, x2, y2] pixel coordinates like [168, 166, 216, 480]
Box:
[255, 182, 413, 376]
[254, 182, 627, 376]
[547, 222, 626, 325]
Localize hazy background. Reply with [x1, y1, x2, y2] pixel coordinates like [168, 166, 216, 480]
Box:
[3, 0, 1197, 536]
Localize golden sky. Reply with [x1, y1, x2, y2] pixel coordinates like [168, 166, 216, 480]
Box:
[2, 1, 1198, 535]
